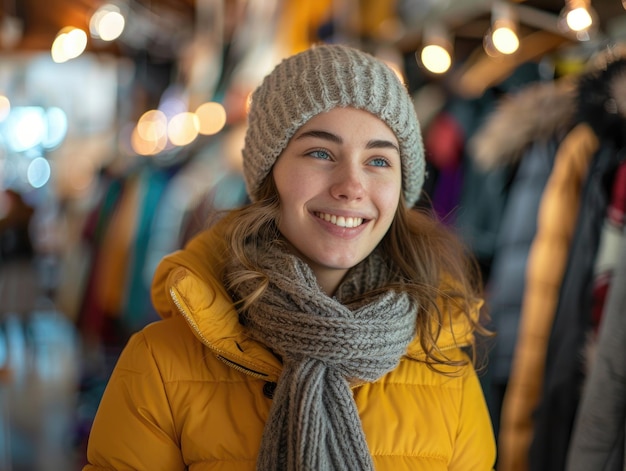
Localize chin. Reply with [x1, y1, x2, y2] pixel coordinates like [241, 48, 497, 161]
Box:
[318, 255, 365, 271]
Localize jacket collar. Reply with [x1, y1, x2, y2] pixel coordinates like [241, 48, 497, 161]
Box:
[151, 225, 478, 379]
[151, 223, 283, 381]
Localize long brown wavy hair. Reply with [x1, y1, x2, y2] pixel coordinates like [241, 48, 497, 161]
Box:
[215, 173, 491, 372]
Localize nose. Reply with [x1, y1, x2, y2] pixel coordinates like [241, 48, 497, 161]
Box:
[330, 162, 365, 201]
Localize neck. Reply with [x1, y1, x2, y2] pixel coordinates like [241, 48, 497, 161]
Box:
[316, 269, 347, 297]
[279, 239, 349, 297]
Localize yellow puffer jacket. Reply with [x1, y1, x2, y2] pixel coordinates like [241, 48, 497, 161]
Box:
[84, 226, 496, 471]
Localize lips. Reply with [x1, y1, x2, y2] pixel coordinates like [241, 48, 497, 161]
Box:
[315, 212, 364, 228]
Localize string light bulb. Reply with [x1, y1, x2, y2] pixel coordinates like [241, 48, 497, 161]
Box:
[558, 0, 598, 40]
[418, 24, 453, 75]
[484, 2, 520, 56]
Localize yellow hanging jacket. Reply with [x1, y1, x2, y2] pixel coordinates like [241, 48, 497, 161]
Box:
[84, 224, 496, 470]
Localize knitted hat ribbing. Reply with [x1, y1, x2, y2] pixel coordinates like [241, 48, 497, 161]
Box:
[242, 43, 425, 207]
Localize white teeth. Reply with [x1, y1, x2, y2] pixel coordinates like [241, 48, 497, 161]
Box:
[316, 212, 363, 228]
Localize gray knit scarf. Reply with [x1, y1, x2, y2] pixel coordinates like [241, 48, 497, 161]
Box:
[227, 242, 417, 470]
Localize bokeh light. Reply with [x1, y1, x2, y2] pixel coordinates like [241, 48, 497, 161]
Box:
[168, 112, 199, 146]
[195, 102, 227, 135]
[51, 27, 88, 63]
[90, 4, 125, 41]
[420, 44, 452, 74]
[27, 157, 51, 189]
[492, 26, 519, 54]
[0, 96, 11, 122]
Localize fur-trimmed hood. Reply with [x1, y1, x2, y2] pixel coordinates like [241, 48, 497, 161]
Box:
[470, 56, 626, 171]
[468, 78, 578, 170]
[577, 57, 626, 148]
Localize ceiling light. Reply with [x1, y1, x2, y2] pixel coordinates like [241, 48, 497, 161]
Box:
[418, 24, 453, 74]
[558, 0, 598, 39]
[485, 2, 520, 56]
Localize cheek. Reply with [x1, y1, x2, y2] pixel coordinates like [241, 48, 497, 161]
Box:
[376, 179, 402, 211]
[275, 166, 321, 205]
[274, 166, 292, 201]
[276, 177, 303, 209]
[375, 185, 401, 227]
[274, 170, 312, 226]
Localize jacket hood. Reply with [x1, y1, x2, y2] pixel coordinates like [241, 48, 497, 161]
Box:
[577, 57, 626, 148]
[469, 78, 578, 171]
[151, 222, 284, 381]
[151, 223, 480, 378]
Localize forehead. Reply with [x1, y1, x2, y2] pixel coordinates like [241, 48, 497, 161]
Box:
[295, 107, 397, 143]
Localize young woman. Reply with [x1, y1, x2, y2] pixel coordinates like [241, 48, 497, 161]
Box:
[84, 44, 495, 470]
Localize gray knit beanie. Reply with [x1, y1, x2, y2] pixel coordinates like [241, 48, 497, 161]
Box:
[242, 43, 425, 207]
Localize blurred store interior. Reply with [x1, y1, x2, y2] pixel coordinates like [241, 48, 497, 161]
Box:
[0, 0, 625, 469]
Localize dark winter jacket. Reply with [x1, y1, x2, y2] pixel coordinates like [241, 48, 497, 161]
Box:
[529, 143, 621, 470]
[566, 234, 626, 471]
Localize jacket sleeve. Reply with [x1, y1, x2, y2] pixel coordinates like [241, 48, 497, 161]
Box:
[448, 360, 497, 471]
[84, 331, 185, 471]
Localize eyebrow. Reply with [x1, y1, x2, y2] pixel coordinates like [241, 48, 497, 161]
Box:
[366, 139, 399, 153]
[295, 130, 342, 144]
[295, 129, 399, 153]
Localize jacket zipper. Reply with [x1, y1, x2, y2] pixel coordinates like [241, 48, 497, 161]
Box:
[169, 287, 270, 380]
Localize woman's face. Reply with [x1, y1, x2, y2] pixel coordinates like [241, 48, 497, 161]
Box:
[272, 107, 402, 295]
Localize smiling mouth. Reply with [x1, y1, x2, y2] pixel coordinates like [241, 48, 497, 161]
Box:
[315, 212, 365, 228]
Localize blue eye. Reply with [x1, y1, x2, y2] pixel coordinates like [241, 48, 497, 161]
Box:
[370, 157, 390, 167]
[309, 149, 331, 160]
